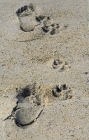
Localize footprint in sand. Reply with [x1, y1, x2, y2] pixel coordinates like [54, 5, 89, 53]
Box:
[5, 82, 74, 128]
[52, 59, 71, 72]
[52, 84, 73, 100]
[42, 17, 60, 35]
[16, 3, 43, 32]
[16, 3, 60, 36]
[7, 83, 47, 128]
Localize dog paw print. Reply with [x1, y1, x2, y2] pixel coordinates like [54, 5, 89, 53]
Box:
[50, 23, 60, 35]
[52, 59, 70, 71]
[41, 17, 60, 35]
[52, 84, 73, 100]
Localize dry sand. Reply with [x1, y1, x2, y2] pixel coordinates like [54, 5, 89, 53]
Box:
[0, 0, 89, 139]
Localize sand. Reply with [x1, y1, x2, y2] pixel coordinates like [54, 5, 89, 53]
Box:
[0, 0, 89, 139]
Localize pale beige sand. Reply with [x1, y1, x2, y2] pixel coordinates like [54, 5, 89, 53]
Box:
[0, 0, 89, 140]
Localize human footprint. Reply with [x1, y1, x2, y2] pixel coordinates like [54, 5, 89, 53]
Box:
[16, 3, 60, 36]
[16, 3, 42, 32]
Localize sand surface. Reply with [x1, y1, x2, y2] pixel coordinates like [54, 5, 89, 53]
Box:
[0, 0, 89, 139]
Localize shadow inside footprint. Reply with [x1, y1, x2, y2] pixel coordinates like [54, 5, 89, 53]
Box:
[42, 26, 49, 33]
[16, 5, 28, 16]
[36, 15, 45, 22]
[16, 85, 32, 102]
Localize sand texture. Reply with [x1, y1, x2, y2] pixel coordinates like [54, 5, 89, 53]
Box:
[0, 0, 89, 139]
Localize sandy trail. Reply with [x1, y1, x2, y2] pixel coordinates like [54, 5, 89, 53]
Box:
[0, 0, 89, 140]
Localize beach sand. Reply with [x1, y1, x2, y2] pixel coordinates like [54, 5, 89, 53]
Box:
[0, 0, 89, 139]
